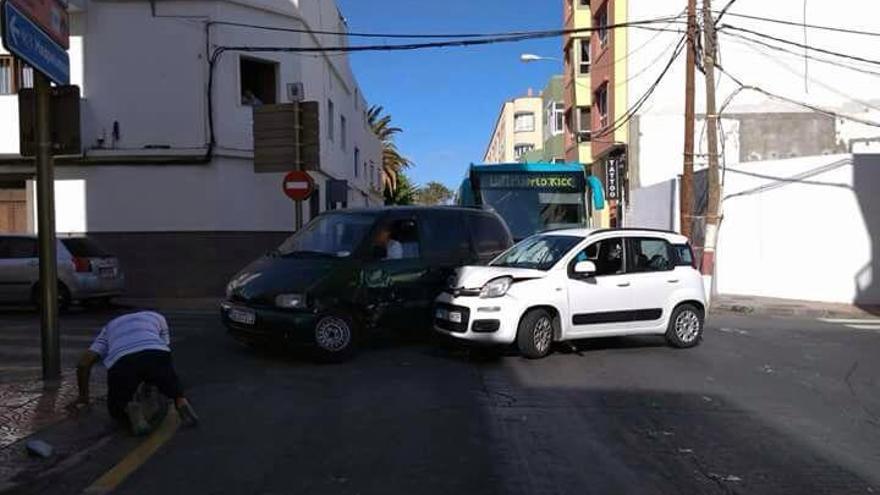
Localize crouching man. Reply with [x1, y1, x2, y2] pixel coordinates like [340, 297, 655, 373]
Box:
[70, 310, 199, 434]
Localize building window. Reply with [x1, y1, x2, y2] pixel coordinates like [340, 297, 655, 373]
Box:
[578, 106, 592, 142]
[340, 115, 347, 150]
[596, 6, 609, 48]
[579, 0, 590, 6]
[547, 102, 565, 136]
[514, 112, 535, 133]
[327, 99, 335, 141]
[514, 143, 535, 159]
[240, 57, 277, 106]
[354, 147, 360, 177]
[579, 39, 591, 74]
[1, 56, 33, 95]
[595, 84, 609, 129]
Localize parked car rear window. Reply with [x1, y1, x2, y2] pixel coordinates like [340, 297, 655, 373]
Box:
[468, 213, 512, 257]
[61, 238, 112, 257]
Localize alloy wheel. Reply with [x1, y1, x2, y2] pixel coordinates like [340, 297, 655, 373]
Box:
[675, 310, 701, 343]
[315, 316, 352, 352]
[533, 316, 553, 353]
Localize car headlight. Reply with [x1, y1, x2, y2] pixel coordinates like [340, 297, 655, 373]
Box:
[275, 293, 307, 309]
[480, 277, 512, 298]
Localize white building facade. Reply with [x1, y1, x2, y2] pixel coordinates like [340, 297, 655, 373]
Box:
[0, 0, 384, 296]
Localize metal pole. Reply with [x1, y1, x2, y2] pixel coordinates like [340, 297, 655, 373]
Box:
[293, 101, 303, 230]
[681, 0, 697, 239]
[35, 72, 60, 380]
[702, 0, 721, 278]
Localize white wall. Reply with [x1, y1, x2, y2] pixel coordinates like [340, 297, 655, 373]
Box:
[715, 153, 879, 304]
[1, 0, 383, 233]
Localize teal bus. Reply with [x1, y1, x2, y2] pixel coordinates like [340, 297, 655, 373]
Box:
[458, 163, 604, 240]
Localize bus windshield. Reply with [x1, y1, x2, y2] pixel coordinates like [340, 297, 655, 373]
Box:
[480, 189, 585, 240]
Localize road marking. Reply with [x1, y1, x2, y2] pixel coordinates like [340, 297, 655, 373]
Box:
[82, 406, 180, 495]
[818, 318, 880, 331]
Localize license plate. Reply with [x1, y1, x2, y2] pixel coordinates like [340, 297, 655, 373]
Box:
[435, 308, 462, 324]
[99, 267, 115, 278]
[448, 312, 463, 324]
[228, 308, 256, 325]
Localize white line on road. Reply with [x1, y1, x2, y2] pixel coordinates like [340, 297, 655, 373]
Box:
[818, 318, 880, 332]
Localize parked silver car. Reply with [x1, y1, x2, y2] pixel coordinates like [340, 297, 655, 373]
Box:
[0, 235, 125, 309]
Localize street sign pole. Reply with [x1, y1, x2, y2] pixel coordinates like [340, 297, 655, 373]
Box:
[34, 71, 60, 380]
[293, 101, 303, 230]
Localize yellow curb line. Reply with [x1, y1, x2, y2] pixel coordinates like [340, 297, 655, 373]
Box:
[82, 406, 180, 495]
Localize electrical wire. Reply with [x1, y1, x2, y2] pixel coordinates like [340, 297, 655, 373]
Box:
[723, 32, 880, 112]
[711, 10, 880, 37]
[720, 30, 880, 78]
[716, 65, 880, 128]
[208, 15, 686, 41]
[592, 35, 688, 140]
[719, 24, 880, 67]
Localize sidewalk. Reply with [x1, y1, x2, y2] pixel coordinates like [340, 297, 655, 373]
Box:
[0, 372, 111, 491]
[712, 294, 880, 319]
[115, 297, 221, 312]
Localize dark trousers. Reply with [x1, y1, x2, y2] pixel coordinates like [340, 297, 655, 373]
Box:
[107, 350, 184, 422]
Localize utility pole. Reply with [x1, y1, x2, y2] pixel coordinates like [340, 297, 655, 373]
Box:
[35, 72, 60, 380]
[701, 0, 721, 281]
[681, 0, 697, 239]
[293, 101, 303, 230]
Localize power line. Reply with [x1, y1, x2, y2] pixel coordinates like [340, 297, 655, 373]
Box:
[716, 65, 880, 128]
[593, 35, 688, 140]
[720, 24, 880, 67]
[714, 0, 739, 24]
[711, 10, 880, 37]
[208, 15, 685, 42]
[722, 31, 880, 112]
[720, 30, 880, 77]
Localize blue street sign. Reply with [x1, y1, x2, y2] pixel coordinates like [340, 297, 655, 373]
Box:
[1, 1, 69, 85]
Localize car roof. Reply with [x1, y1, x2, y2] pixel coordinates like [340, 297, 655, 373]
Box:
[540, 228, 690, 244]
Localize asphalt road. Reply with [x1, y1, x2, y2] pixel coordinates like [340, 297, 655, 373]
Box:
[5, 308, 880, 494]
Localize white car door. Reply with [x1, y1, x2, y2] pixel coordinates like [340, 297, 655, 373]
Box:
[624, 237, 678, 330]
[0, 237, 39, 303]
[565, 236, 638, 337]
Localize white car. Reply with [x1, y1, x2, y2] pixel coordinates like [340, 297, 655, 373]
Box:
[433, 228, 706, 359]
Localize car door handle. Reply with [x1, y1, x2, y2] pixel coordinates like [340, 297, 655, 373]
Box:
[617, 282, 631, 287]
[667, 279, 679, 284]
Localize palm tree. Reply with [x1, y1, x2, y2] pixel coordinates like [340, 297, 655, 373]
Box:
[367, 105, 412, 193]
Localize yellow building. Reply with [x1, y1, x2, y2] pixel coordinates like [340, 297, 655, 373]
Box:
[563, 0, 592, 166]
[483, 90, 545, 164]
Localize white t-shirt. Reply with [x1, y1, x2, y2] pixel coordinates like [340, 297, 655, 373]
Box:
[89, 311, 171, 369]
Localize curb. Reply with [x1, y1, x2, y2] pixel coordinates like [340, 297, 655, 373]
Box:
[711, 302, 878, 320]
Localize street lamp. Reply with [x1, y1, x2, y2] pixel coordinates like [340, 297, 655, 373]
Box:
[520, 53, 562, 63]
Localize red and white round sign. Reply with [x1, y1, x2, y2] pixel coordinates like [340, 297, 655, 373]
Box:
[282, 171, 315, 201]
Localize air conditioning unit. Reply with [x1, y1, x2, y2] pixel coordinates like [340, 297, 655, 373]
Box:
[577, 130, 592, 143]
[287, 82, 304, 102]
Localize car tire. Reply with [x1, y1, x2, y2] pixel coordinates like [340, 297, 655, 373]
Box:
[516, 309, 555, 359]
[32, 283, 71, 312]
[313, 312, 357, 362]
[665, 303, 704, 348]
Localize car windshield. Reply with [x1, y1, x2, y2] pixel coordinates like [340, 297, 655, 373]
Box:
[480, 189, 585, 240]
[276, 213, 377, 258]
[490, 234, 582, 271]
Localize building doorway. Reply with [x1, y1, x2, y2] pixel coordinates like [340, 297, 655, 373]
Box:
[0, 181, 28, 233]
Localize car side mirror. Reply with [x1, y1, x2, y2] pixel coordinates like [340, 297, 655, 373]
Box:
[372, 245, 387, 259]
[573, 261, 597, 276]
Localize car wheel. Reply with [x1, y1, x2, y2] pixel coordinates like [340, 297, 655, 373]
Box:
[665, 303, 704, 348]
[313, 313, 357, 362]
[32, 283, 71, 312]
[516, 309, 555, 359]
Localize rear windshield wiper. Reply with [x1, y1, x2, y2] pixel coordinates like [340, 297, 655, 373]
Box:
[279, 250, 337, 258]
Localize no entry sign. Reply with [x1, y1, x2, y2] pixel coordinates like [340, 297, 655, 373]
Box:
[283, 170, 314, 201]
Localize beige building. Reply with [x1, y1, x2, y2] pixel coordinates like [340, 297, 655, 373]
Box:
[483, 91, 544, 163]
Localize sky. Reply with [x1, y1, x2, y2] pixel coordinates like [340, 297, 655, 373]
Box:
[336, 0, 564, 190]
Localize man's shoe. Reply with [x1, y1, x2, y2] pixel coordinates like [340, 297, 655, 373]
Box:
[126, 402, 152, 436]
[176, 402, 199, 427]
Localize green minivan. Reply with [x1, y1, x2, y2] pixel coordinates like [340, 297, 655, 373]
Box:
[221, 206, 513, 360]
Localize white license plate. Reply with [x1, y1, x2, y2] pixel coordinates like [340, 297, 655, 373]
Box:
[228, 308, 256, 325]
[449, 312, 463, 324]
